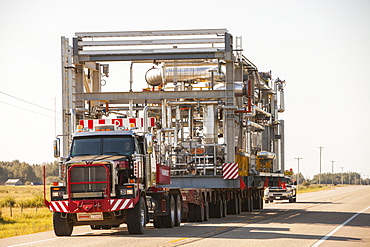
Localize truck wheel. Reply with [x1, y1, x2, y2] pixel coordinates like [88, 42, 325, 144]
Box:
[265, 200, 269, 204]
[174, 194, 182, 226]
[163, 195, 175, 228]
[53, 212, 73, 236]
[127, 197, 146, 234]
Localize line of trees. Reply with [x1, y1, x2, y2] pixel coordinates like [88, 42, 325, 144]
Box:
[294, 172, 370, 185]
[0, 160, 58, 185]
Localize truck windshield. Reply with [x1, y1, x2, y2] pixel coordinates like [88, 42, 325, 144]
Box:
[70, 136, 134, 157]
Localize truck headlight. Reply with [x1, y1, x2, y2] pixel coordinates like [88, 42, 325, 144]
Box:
[120, 188, 134, 195]
[51, 186, 66, 200]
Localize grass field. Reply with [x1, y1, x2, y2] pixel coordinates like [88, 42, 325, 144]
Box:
[0, 185, 53, 239]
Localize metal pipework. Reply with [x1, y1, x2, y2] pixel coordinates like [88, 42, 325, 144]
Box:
[167, 100, 221, 105]
[254, 106, 272, 117]
[213, 81, 245, 97]
[247, 120, 265, 130]
[143, 106, 161, 132]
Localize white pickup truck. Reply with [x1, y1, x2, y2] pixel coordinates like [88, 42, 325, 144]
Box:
[264, 184, 297, 203]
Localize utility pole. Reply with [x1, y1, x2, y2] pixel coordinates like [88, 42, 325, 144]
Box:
[340, 167, 344, 185]
[331, 161, 335, 186]
[318, 147, 324, 185]
[295, 157, 302, 192]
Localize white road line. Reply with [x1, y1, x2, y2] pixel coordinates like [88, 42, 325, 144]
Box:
[7, 231, 93, 247]
[7, 237, 65, 247]
[312, 206, 370, 247]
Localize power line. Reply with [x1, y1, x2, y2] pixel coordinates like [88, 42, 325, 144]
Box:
[0, 90, 61, 114]
[0, 101, 61, 120]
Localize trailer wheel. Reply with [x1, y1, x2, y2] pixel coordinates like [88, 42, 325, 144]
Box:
[222, 200, 227, 217]
[228, 199, 238, 215]
[209, 202, 215, 218]
[174, 195, 182, 226]
[203, 202, 209, 221]
[163, 195, 175, 228]
[249, 197, 254, 211]
[127, 197, 146, 234]
[153, 217, 164, 228]
[188, 203, 204, 222]
[214, 200, 223, 218]
[53, 212, 73, 236]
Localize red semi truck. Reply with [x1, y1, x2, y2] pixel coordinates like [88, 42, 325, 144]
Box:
[45, 29, 289, 236]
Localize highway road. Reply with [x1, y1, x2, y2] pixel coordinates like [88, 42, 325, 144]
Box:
[2, 185, 369, 247]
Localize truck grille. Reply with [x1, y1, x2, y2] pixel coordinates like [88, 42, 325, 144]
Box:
[69, 165, 109, 198]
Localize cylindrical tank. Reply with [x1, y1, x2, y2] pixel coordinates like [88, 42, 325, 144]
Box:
[213, 81, 245, 97]
[145, 66, 224, 86]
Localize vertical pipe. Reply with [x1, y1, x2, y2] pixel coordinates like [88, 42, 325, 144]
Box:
[129, 62, 133, 92]
[280, 120, 285, 172]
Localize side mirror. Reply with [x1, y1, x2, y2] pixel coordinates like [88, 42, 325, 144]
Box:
[54, 138, 60, 158]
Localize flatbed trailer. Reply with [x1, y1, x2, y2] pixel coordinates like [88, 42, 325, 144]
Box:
[45, 28, 289, 236]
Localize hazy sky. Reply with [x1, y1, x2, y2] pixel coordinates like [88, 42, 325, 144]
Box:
[0, 0, 369, 180]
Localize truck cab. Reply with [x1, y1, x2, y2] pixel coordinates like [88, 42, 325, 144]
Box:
[49, 128, 149, 235]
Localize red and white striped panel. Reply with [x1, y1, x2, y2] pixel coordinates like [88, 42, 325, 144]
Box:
[79, 118, 156, 129]
[109, 199, 134, 211]
[222, 163, 239, 179]
[49, 201, 69, 213]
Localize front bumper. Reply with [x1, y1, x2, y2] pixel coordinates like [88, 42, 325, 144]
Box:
[265, 192, 293, 200]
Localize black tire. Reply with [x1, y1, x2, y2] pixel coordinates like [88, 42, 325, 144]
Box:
[260, 195, 264, 209]
[163, 195, 175, 228]
[241, 198, 248, 212]
[53, 212, 73, 236]
[222, 200, 227, 217]
[203, 203, 209, 221]
[214, 200, 223, 218]
[153, 217, 164, 228]
[127, 197, 146, 234]
[265, 200, 269, 204]
[174, 194, 182, 226]
[228, 199, 238, 215]
[249, 197, 254, 211]
[209, 202, 215, 218]
[188, 203, 204, 222]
